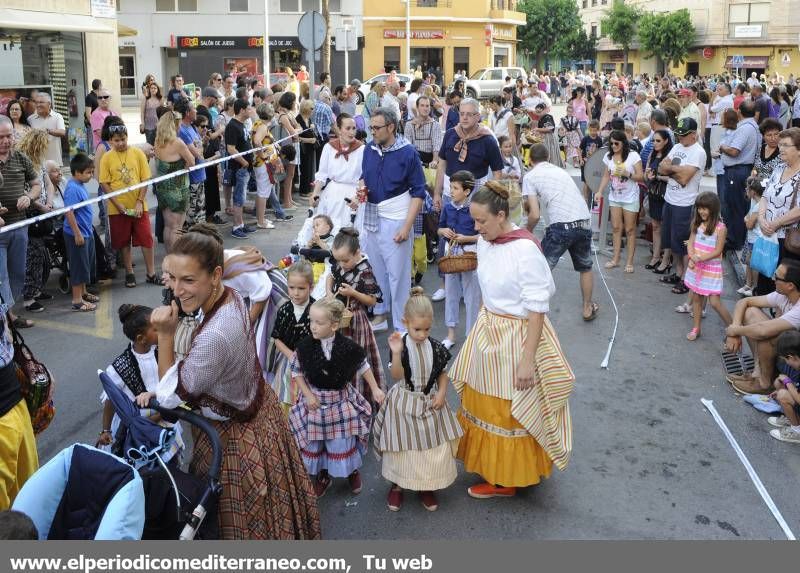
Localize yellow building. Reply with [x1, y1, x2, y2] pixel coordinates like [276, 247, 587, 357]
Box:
[362, 0, 526, 85]
[578, 0, 800, 78]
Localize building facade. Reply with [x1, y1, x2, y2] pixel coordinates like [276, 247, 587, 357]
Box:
[117, 0, 364, 106]
[0, 0, 121, 156]
[362, 0, 525, 85]
[578, 0, 800, 78]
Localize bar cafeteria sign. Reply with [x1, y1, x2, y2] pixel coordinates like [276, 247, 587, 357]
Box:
[177, 36, 265, 49]
[383, 30, 444, 40]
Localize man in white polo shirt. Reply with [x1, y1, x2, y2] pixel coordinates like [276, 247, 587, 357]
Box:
[524, 143, 598, 322]
[27, 92, 66, 166]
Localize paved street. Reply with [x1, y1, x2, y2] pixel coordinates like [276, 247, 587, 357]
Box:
[24, 163, 800, 540]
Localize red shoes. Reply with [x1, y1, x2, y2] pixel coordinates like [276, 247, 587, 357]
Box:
[313, 472, 331, 498]
[348, 470, 362, 494]
[467, 482, 517, 499]
[420, 490, 439, 511]
[387, 486, 404, 511]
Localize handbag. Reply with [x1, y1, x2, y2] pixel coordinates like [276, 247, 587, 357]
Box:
[750, 233, 780, 278]
[10, 319, 55, 434]
[783, 174, 800, 255]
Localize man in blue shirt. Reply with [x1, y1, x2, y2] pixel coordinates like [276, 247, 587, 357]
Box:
[175, 100, 207, 226]
[361, 107, 426, 333]
[445, 91, 462, 132]
[719, 100, 760, 250]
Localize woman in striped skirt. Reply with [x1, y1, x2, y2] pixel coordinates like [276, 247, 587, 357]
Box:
[450, 180, 575, 499]
[372, 288, 463, 512]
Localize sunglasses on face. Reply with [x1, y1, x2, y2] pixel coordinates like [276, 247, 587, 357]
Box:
[108, 125, 127, 134]
[98, 95, 110, 100]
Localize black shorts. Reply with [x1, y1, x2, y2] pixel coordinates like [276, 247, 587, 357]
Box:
[661, 203, 693, 256]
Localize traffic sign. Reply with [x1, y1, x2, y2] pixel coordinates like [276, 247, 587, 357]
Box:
[335, 27, 357, 52]
[702, 47, 714, 60]
[297, 10, 326, 52]
[731, 54, 745, 66]
[782, 52, 792, 66]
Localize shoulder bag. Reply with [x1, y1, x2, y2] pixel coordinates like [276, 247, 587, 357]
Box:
[781, 171, 800, 255]
[10, 321, 55, 434]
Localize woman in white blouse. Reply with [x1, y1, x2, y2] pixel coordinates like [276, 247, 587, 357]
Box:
[310, 113, 364, 231]
[449, 180, 575, 500]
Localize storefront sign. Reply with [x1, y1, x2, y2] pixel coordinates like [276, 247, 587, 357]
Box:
[492, 27, 514, 40]
[383, 30, 444, 40]
[484, 25, 492, 47]
[609, 51, 624, 62]
[724, 55, 768, 68]
[176, 36, 271, 49]
[91, 0, 116, 19]
[734, 25, 762, 38]
[701, 47, 714, 60]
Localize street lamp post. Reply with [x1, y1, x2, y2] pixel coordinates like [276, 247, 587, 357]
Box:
[404, 0, 411, 74]
[263, 0, 271, 78]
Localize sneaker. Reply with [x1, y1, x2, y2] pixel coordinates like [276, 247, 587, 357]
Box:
[387, 486, 404, 511]
[276, 215, 295, 222]
[257, 220, 276, 230]
[24, 301, 45, 313]
[431, 288, 446, 302]
[768, 416, 791, 428]
[414, 272, 423, 285]
[371, 316, 388, 332]
[420, 491, 439, 511]
[467, 482, 517, 499]
[34, 291, 53, 301]
[770, 426, 800, 444]
[348, 470, 362, 494]
[739, 288, 753, 297]
[442, 338, 456, 350]
[242, 224, 258, 233]
[231, 227, 248, 239]
[209, 214, 227, 225]
[313, 472, 332, 498]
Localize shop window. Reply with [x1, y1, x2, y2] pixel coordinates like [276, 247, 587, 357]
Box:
[230, 0, 248, 11]
[156, 0, 197, 10]
[280, 0, 299, 10]
[453, 47, 469, 78]
[384, 47, 401, 74]
[119, 53, 136, 97]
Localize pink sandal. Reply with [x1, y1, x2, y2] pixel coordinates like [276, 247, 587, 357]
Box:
[686, 328, 700, 341]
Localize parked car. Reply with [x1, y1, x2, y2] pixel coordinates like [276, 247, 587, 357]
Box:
[357, 73, 414, 104]
[453, 67, 528, 99]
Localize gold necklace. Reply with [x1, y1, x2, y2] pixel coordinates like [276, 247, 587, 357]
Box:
[114, 148, 133, 186]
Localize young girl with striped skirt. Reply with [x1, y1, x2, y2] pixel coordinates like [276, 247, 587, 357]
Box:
[288, 298, 385, 498]
[327, 228, 387, 413]
[684, 192, 733, 341]
[372, 288, 464, 512]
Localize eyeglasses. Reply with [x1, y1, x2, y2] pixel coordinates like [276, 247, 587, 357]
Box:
[778, 144, 797, 150]
[610, 141, 622, 146]
[459, 112, 479, 117]
[774, 274, 790, 282]
[98, 95, 110, 100]
[369, 124, 388, 132]
[108, 125, 127, 134]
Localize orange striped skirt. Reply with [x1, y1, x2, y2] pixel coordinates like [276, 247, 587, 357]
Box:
[450, 308, 574, 476]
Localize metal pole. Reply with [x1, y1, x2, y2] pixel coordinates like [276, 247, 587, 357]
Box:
[263, 1, 270, 79]
[405, 0, 411, 74]
[309, 13, 317, 186]
[344, 26, 350, 86]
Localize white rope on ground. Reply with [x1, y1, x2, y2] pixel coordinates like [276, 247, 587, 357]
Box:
[701, 398, 796, 540]
[592, 236, 619, 369]
[0, 127, 314, 235]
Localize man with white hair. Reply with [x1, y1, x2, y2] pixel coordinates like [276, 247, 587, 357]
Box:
[89, 88, 116, 147]
[27, 92, 66, 166]
[635, 91, 653, 124]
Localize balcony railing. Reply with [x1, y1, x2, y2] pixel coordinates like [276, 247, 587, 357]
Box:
[411, 0, 452, 7]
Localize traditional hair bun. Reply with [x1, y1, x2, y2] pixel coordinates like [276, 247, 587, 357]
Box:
[338, 227, 360, 237]
[186, 222, 223, 245]
[410, 286, 426, 297]
[117, 303, 139, 324]
[485, 180, 510, 199]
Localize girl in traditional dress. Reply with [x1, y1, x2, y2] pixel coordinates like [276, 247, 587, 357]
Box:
[684, 192, 733, 341]
[270, 261, 315, 412]
[97, 304, 184, 463]
[532, 103, 565, 168]
[561, 104, 583, 168]
[373, 288, 463, 512]
[288, 298, 385, 498]
[153, 224, 320, 539]
[451, 181, 574, 499]
[327, 228, 387, 412]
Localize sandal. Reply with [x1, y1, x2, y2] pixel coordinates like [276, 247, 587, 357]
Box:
[687, 328, 700, 341]
[604, 260, 619, 269]
[660, 273, 681, 284]
[672, 283, 689, 294]
[624, 264, 634, 273]
[645, 259, 661, 270]
[146, 274, 164, 286]
[11, 317, 34, 329]
[125, 273, 136, 288]
[82, 292, 100, 303]
[583, 302, 599, 322]
[675, 303, 692, 314]
[72, 301, 96, 312]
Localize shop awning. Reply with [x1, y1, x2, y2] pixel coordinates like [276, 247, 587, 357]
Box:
[724, 55, 769, 68]
[0, 8, 116, 34]
[117, 23, 137, 37]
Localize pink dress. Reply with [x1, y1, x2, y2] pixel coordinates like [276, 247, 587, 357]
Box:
[684, 222, 725, 296]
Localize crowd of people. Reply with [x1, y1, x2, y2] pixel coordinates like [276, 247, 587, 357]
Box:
[3, 62, 800, 539]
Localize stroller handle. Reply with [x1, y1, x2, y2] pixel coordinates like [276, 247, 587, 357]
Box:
[148, 400, 223, 482]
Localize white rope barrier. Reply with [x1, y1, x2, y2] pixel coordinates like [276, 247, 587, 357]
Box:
[0, 127, 314, 235]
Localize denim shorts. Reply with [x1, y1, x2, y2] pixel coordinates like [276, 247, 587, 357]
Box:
[232, 168, 249, 207]
[542, 225, 593, 272]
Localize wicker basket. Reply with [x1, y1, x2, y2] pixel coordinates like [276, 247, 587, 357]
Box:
[340, 297, 353, 328]
[438, 240, 477, 274]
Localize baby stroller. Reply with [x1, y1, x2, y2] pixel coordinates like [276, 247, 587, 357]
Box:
[12, 373, 222, 540]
